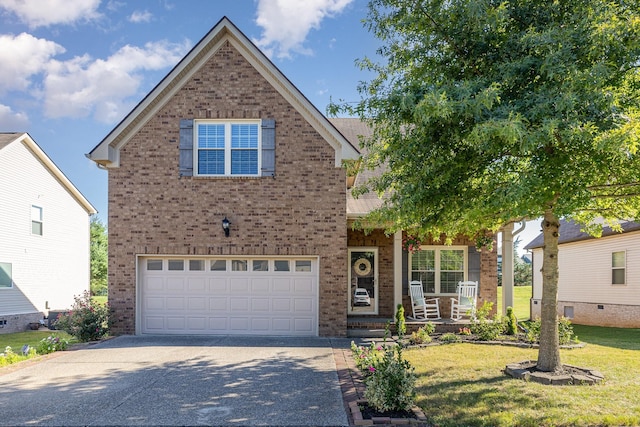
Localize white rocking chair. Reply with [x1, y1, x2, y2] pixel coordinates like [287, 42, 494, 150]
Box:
[450, 280, 478, 320]
[409, 281, 441, 320]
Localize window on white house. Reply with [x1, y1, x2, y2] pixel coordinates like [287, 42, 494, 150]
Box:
[196, 121, 260, 176]
[612, 251, 626, 285]
[0, 262, 12, 288]
[410, 247, 466, 294]
[31, 205, 43, 235]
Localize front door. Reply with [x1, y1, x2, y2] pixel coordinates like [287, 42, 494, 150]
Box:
[348, 248, 378, 315]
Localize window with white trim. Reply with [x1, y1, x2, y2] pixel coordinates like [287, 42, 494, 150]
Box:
[195, 121, 260, 176]
[0, 262, 12, 288]
[612, 251, 626, 285]
[410, 246, 467, 294]
[31, 205, 43, 235]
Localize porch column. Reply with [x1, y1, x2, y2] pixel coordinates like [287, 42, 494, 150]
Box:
[394, 231, 403, 316]
[501, 223, 515, 315]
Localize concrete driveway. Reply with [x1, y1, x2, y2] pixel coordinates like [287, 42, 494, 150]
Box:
[0, 335, 350, 426]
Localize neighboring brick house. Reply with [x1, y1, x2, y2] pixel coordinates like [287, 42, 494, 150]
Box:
[88, 17, 496, 337]
[526, 219, 640, 328]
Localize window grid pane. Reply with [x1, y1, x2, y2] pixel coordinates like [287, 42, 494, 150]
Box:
[441, 272, 463, 293]
[189, 260, 204, 271]
[295, 260, 312, 272]
[231, 124, 258, 148]
[210, 260, 226, 271]
[612, 269, 625, 284]
[232, 260, 247, 271]
[612, 251, 625, 268]
[411, 271, 435, 293]
[253, 260, 269, 271]
[197, 124, 225, 148]
[231, 150, 258, 175]
[168, 260, 184, 271]
[441, 250, 464, 271]
[147, 260, 163, 271]
[198, 150, 225, 175]
[275, 260, 290, 271]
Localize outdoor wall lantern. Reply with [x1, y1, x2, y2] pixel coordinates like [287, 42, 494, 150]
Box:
[222, 217, 231, 237]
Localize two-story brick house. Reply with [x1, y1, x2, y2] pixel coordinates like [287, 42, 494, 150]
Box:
[88, 17, 496, 337]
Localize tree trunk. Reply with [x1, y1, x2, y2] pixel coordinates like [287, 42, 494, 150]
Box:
[537, 210, 562, 372]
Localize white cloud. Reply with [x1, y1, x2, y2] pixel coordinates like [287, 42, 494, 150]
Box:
[0, 104, 29, 129]
[0, 0, 101, 28]
[254, 0, 353, 59]
[0, 33, 65, 93]
[42, 40, 190, 122]
[129, 10, 152, 23]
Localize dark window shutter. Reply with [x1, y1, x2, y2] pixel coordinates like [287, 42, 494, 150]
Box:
[261, 118, 275, 177]
[179, 119, 194, 177]
[468, 246, 481, 284]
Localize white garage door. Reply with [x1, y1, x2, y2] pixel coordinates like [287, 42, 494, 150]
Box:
[139, 257, 318, 336]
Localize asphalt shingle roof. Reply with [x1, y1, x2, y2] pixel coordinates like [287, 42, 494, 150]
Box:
[524, 219, 640, 249]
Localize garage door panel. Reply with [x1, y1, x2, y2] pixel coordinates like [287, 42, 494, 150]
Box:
[140, 257, 317, 336]
[272, 298, 291, 311]
[210, 278, 228, 292]
[188, 297, 206, 310]
[187, 278, 207, 291]
[230, 297, 249, 311]
[210, 297, 228, 311]
[166, 278, 185, 291]
[166, 297, 185, 310]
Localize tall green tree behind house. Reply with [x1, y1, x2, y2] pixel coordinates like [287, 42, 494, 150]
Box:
[338, 0, 640, 372]
[90, 216, 108, 296]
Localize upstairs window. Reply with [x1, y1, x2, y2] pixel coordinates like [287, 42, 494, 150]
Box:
[612, 251, 626, 285]
[196, 121, 260, 176]
[31, 205, 43, 236]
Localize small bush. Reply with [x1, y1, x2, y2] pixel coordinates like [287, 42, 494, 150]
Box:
[364, 345, 416, 412]
[37, 335, 69, 355]
[409, 327, 432, 345]
[351, 341, 385, 376]
[505, 306, 518, 335]
[525, 316, 578, 345]
[395, 304, 406, 337]
[55, 290, 109, 342]
[0, 346, 21, 366]
[440, 332, 461, 343]
[470, 302, 506, 341]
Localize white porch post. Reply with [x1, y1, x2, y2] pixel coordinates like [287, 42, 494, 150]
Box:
[394, 230, 403, 316]
[501, 223, 515, 315]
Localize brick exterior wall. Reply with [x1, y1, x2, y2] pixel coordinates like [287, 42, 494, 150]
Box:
[531, 299, 640, 328]
[107, 41, 348, 336]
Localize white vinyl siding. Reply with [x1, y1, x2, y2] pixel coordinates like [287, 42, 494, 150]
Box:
[531, 231, 640, 305]
[0, 140, 91, 316]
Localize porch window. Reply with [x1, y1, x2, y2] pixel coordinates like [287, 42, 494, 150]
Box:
[612, 251, 626, 285]
[410, 246, 466, 294]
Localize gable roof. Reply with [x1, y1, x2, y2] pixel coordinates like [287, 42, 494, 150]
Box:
[329, 118, 386, 218]
[524, 219, 640, 250]
[0, 133, 97, 214]
[87, 16, 359, 168]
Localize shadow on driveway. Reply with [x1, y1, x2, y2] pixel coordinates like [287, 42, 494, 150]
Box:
[0, 335, 350, 426]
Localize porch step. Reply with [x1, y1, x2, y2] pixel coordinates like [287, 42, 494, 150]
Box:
[347, 317, 473, 337]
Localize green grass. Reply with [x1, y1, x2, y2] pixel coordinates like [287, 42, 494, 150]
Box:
[92, 295, 108, 305]
[496, 285, 531, 320]
[405, 324, 640, 427]
[0, 331, 74, 366]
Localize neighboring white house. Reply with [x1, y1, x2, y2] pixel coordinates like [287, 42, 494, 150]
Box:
[525, 219, 640, 328]
[0, 133, 96, 333]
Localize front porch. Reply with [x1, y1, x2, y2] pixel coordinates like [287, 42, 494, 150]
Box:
[347, 317, 474, 338]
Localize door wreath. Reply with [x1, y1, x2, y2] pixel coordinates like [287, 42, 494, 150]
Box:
[353, 258, 372, 276]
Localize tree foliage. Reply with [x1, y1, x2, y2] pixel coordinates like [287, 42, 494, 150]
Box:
[90, 216, 108, 296]
[339, 0, 640, 371]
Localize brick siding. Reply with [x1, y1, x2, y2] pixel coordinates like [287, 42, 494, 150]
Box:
[107, 41, 347, 336]
[531, 299, 640, 328]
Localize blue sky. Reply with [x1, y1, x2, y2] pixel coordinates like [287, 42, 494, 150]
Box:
[0, 0, 541, 249]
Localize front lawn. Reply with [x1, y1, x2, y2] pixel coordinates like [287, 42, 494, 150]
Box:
[496, 285, 531, 321]
[405, 324, 640, 427]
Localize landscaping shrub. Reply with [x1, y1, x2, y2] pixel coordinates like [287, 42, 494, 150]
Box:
[0, 346, 25, 366]
[505, 306, 518, 335]
[525, 316, 578, 345]
[470, 302, 506, 341]
[395, 304, 406, 337]
[36, 335, 68, 354]
[363, 344, 417, 412]
[409, 323, 435, 345]
[440, 332, 461, 343]
[55, 290, 109, 342]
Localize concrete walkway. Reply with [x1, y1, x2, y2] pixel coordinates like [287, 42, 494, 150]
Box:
[0, 335, 353, 426]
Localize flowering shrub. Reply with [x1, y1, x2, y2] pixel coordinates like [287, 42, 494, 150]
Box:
[402, 235, 421, 253]
[55, 291, 109, 342]
[352, 323, 417, 413]
[458, 327, 472, 335]
[37, 335, 69, 354]
[0, 346, 23, 366]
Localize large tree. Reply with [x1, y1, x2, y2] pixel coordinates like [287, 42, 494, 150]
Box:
[342, 0, 640, 372]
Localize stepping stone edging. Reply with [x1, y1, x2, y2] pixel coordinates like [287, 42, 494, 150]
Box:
[505, 360, 605, 385]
